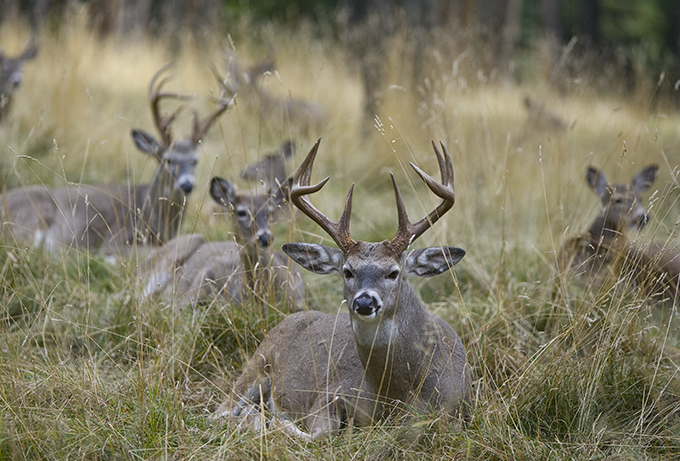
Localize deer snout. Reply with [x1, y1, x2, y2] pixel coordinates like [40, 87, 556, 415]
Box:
[635, 212, 650, 229]
[256, 230, 273, 248]
[352, 292, 381, 317]
[176, 174, 195, 194]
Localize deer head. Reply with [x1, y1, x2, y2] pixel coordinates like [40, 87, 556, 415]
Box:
[209, 176, 291, 249]
[587, 165, 658, 234]
[282, 139, 464, 325]
[131, 62, 234, 195]
[0, 40, 38, 121]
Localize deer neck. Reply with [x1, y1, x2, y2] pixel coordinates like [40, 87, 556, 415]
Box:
[140, 165, 186, 245]
[351, 281, 428, 399]
[239, 240, 272, 286]
[587, 215, 627, 250]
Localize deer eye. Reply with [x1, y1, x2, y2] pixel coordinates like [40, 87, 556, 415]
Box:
[190, 159, 198, 166]
[386, 270, 400, 280]
[343, 268, 354, 280]
[614, 197, 624, 204]
[236, 208, 248, 219]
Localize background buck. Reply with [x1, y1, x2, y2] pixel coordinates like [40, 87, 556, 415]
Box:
[0, 62, 231, 257]
[215, 139, 471, 440]
[240, 139, 295, 187]
[141, 176, 305, 311]
[557, 165, 664, 290]
[0, 39, 38, 122]
[224, 52, 326, 134]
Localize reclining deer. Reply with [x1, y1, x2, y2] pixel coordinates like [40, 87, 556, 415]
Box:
[0, 39, 38, 122]
[214, 139, 471, 440]
[0, 62, 231, 258]
[140, 175, 304, 311]
[557, 164, 680, 298]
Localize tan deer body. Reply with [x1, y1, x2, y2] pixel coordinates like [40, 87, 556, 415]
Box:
[0, 63, 231, 257]
[0, 40, 37, 122]
[557, 165, 674, 292]
[141, 177, 304, 310]
[215, 140, 471, 440]
[240, 140, 295, 187]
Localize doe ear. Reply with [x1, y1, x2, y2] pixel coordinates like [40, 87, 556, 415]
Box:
[282, 243, 344, 275]
[632, 164, 658, 193]
[131, 130, 162, 159]
[405, 247, 466, 278]
[210, 176, 236, 207]
[586, 166, 609, 197]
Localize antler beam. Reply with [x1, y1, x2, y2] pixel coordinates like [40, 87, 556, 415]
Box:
[290, 138, 356, 252]
[389, 141, 455, 254]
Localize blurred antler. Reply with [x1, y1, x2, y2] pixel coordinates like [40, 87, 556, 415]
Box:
[148, 61, 193, 147]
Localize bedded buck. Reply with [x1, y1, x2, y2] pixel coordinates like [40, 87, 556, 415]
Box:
[0, 40, 38, 122]
[0, 62, 232, 257]
[557, 164, 680, 297]
[140, 176, 304, 311]
[214, 139, 471, 440]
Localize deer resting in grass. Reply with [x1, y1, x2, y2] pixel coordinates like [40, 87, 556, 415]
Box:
[214, 139, 471, 440]
[0, 40, 38, 122]
[141, 176, 305, 310]
[0, 62, 231, 257]
[556, 165, 680, 297]
[240, 139, 295, 187]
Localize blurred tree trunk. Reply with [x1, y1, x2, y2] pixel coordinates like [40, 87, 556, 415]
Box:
[479, 0, 521, 85]
[89, 0, 122, 38]
[581, 0, 599, 45]
[0, 0, 20, 24]
[541, 0, 561, 79]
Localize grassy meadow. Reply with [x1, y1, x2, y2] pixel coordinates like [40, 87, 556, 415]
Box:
[1, 9, 680, 460]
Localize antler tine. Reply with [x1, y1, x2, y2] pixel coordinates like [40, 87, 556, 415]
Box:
[148, 61, 193, 147]
[191, 66, 235, 144]
[290, 138, 356, 252]
[389, 141, 455, 254]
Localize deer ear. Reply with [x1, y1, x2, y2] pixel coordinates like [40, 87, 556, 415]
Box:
[404, 247, 465, 278]
[210, 177, 236, 207]
[282, 243, 343, 275]
[586, 167, 609, 197]
[131, 130, 162, 158]
[632, 165, 658, 193]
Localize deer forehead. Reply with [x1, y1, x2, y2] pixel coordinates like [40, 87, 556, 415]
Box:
[162, 142, 199, 162]
[344, 241, 401, 271]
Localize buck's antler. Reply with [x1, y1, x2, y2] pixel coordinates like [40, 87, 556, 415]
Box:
[148, 61, 193, 147]
[191, 66, 235, 144]
[389, 141, 455, 254]
[290, 138, 356, 252]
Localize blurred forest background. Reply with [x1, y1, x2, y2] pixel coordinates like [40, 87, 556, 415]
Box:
[2, 0, 680, 116]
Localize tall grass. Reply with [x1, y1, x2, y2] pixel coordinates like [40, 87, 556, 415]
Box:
[1, 9, 679, 459]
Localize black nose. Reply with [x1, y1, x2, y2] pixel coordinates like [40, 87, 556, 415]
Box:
[636, 213, 650, 228]
[179, 183, 193, 194]
[258, 232, 273, 248]
[353, 293, 377, 316]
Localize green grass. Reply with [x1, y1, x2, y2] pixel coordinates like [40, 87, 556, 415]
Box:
[1, 9, 679, 460]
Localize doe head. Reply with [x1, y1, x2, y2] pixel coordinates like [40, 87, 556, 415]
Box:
[587, 164, 658, 231]
[210, 176, 291, 249]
